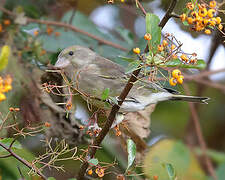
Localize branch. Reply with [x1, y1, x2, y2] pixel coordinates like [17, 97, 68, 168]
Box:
[77, 0, 178, 179]
[183, 84, 217, 180]
[0, 140, 47, 180]
[159, 0, 177, 28]
[0, 6, 128, 52]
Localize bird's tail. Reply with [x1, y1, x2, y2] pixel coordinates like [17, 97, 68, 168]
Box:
[171, 95, 210, 104]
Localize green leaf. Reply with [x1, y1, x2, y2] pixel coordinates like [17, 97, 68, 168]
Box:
[47, 177, 56, 180]
[88, 158, 99, 166]
[163, 163, 176, 180]
[68, 178, 77, 180]
[182, 21, 189, 26]
[102, 88, 110, 101]
[0, 138, 22, 152]
[118, 56, 135, 63]
[163, 59, 206, 69]
[145, 13, 161, 53]
[125, 60, 141, 74]
[127, 139, 136, 170]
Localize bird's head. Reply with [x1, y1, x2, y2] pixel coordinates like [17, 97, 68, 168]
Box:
[54, 45, 96, 69]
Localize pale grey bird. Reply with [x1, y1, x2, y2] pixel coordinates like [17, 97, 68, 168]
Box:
[54, 45, 209, 113]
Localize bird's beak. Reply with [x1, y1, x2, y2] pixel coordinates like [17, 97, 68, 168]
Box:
[54, 57, 70, 68]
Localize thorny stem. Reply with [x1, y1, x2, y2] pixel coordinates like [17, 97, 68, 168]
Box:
[77, 0, 177, 179]
[0, 6, 128, 52]
[0, 140, 47, 180]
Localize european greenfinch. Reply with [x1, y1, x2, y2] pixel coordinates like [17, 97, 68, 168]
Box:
[54, 45, 209, 112]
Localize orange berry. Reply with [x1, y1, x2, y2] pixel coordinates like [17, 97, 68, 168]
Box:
[171, 44, 176, 50]
[96, 168, 104, 178]
[187, 17, 194, 24]
[218, 24, 223, 30]
[180, 54, 188, 61]
[40, 49, 46, 56]
[177, 75, 184, 84]
[209, 18, 217, 26]
[209, 1, 217, 8]
[46, 27, 54, 35]
[172, 69, 181, 79]
[191, 11, 198, 18]
[0, 93, 6, 101]
[157, 44, 164, 52]
[79, 125, 84, 130]
[54, 32, 61, 37]
[0, 24, 3, 32]
[9, 107, 14, 112]
[162, 40, 168, 47]
[133, 47, 140, 54]
[153, 175, 158, 180]
[205, 29, 211, 35]
[3, 19, 11, 26]
[66, 100, 72, 110]
[190, 59, 197, 64]
[169, 78, 177, 86]
[116, 130, 121, 136]
[107, 0, 114, 3]
[215, 17, 221, 24]
[117, 174, 125, 180]
[180, 13, 186, 22]
[44, 122, 51, 127]
[14, 108, 20, 112]
[172, 54, 178, 59]
[144, 33, 152, 40]
[33, 30, 39, 36]
[186, 2, 194, 10]
[87, 169, 93, 175]
[207, 9, 216, 18]
[203, 19, 209, 26]
[199, 8, 207, 17]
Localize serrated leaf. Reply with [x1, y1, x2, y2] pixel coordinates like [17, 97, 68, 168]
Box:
[102, 88, 110, 101]
[163, 59, 206, 69]
[163, 163, 176, 180]
[145, 13, 161, 53]
[125, 60, 141, 74]
[88, 158, 99, 166]
[0, 138, 22, 152]
[127, 139, 136, 170]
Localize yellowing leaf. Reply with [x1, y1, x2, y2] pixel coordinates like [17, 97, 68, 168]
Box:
[0, 45, 11, 71]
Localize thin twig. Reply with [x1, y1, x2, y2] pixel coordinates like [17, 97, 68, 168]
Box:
[77, 0, 178, 179]
[183, 84, 217, 180]
[0, 141, 47, 179]
[0, 6, 128, 52]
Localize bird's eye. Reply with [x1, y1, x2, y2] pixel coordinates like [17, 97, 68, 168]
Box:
[68, 51, 74, 56]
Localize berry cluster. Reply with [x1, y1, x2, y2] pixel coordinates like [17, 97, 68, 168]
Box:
[0, 75, 12, 102]
[87, 167, 105, 178]
[180, 1, 223, 35]
[169, 69, 184, 86]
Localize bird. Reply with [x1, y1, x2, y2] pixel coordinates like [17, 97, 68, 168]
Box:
[54, 45, 209, 113]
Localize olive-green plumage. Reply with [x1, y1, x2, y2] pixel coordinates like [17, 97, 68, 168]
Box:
[54, 45, 209, 112]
